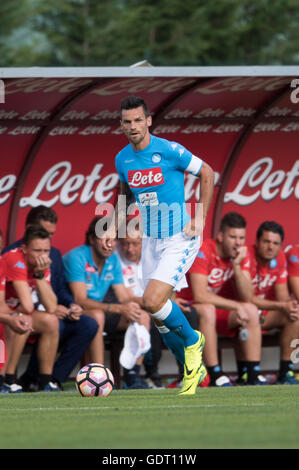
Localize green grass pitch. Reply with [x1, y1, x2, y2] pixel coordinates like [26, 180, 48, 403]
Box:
[0, 385, 298, 449]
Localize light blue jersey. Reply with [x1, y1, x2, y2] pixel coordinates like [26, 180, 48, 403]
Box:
[63, 245, 123, 302]
[115, 135, 203, 238]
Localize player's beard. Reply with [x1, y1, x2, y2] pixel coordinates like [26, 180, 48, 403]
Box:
[129, 128, 148, 147]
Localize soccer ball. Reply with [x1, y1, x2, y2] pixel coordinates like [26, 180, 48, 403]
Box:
[75, 363, 114, 397]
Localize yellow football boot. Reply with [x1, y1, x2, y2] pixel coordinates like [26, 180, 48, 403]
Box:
[178, 331, 207, 396]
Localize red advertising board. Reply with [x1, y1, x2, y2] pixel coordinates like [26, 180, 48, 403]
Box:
[0, 70, 298, 254]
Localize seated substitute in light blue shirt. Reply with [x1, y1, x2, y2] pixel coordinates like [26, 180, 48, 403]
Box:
[63, 245, 124, 302]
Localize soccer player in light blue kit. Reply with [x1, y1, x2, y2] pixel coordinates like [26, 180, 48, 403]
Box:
[111, 96, 214, 395]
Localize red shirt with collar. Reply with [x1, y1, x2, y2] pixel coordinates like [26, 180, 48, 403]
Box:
[3, 248, 51, 310]
[247, 245, 287, 300]
[285, 245, 299, 277]
[0, 257, 6, 367]
[179, 238, 250, 302]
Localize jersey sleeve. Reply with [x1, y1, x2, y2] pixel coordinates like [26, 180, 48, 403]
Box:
[115, 152, 126, 182]
[189, 245, 209, 276]
[63, 249, 86, 283]
[3, 251, 28, 282]
[286, 248, 299, 276]
[0, 258, 6, 291]
[170, 141, 203, 176]
[277, 257, 288, 284]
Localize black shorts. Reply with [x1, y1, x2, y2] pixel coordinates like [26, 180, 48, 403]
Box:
[104, 313, 122, 335]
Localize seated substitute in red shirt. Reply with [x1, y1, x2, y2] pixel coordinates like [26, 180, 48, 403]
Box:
[177, 212, 263, 387]
[247, 222, 299, 385]
[2, 225, 59, 393]
[0, 257, 31, 390]
[285, 244, 299, 302]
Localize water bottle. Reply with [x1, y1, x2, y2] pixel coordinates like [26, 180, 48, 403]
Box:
[239, 327, 249, 341]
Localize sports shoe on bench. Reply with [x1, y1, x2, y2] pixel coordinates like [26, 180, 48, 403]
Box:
[211, 375, 232, 387]
[40, 381, 60, 392]
[277, 370, 299, 385]
[123, 376, 150, 390]
[2, 382, 23, 393]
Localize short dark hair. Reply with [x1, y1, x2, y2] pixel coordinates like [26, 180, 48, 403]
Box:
[219, 212, 246, 232]
[23, 225, 51, 246]
[256, 221, 284, 242]
[25, 205, 58, 226]
[120, 96, 150, 118]
[85, 216, 113, 245]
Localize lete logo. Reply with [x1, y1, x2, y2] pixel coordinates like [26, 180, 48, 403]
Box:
[128, 168, 165, 188]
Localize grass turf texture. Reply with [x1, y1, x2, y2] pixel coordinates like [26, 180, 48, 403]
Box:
[0, 385, 298, 449]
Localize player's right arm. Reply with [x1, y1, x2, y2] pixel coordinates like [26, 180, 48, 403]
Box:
[10, 280, 35, 314]
[0, 289, 31, 334]
[232, 246, 254, 302]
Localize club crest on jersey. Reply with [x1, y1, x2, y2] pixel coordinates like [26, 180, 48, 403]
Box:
[128, 167, 164, 188]
[152, 153, 161, 163]
[270, 258, 278, 268]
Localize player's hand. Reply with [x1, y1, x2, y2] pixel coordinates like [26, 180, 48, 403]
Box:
[183, 218, 202, 238]
[68, 303, 82, 321]
[121, 301, 142, 322]
[8, 313, 33, 334]
[34, 254, 51, 275]
[233, 246, 247, 267]
[284, 300, 299, 321]
[235, 304, 249, 327]
[174, 298, 191, 313]
[54, 305, 70, 319]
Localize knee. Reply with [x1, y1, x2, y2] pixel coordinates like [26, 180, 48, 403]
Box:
[244, 303, 260, 326]
[81, 315, 99, 338]
[40, 313, 59, 333]
[142, 293, 164, 314]
[195, 304, 216, 325]
[88, 309, 105, 329]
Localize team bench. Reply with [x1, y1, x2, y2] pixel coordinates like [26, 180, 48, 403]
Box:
[105, 330, 281, 387]
[21, 330, 280, 389]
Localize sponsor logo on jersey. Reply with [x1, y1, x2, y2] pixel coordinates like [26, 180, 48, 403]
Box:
[128, 167, 164, 188]
[85, 262, 96, 273]
[208, 267, 234, 285]
[123, 266, 134, 276]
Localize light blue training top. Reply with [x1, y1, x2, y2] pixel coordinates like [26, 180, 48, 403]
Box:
[63, 245, 123, 302]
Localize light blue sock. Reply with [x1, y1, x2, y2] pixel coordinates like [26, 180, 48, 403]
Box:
[156, 325, 185, 365]
[152, 299, 198, 347]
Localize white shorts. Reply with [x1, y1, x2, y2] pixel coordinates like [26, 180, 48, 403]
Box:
[141, 231, 200, 292]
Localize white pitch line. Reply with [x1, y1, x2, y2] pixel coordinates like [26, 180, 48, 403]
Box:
[0, 402, 290, 412]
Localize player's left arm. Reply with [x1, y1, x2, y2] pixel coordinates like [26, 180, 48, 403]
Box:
[288, 276, 299, 302]
[184, 161, 214, 238]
